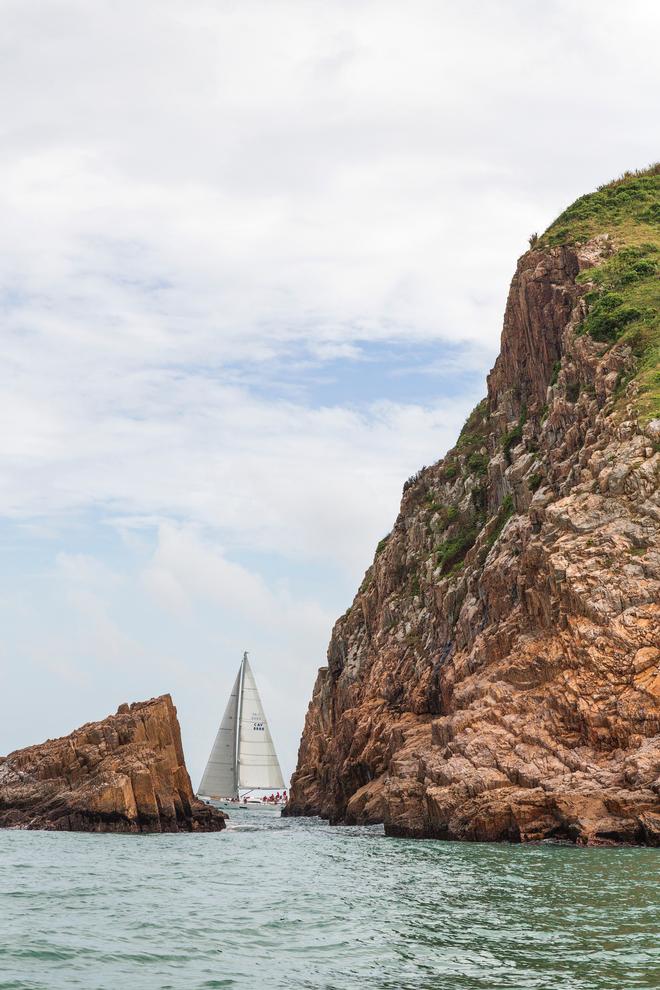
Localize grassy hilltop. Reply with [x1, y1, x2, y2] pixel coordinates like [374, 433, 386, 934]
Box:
[540, 164, 659, 424]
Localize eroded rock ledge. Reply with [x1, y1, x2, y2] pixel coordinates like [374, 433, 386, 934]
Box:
[0, 695, 226, 833]
[286, 175, 660, 846]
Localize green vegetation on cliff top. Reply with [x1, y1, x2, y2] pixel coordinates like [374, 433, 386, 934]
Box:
[387, 167, 658, 594]
[539, 164, 660, 249]
[541, 164, 659, 424]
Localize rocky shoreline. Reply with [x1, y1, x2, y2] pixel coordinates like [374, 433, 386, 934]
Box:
[0, 695, 226, 833]
[286, 170, 660, 845]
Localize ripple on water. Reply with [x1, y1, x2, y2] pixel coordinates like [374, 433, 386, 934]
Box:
[0, 815, 658, 990]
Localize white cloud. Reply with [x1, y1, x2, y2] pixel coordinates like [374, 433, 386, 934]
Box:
[2, 0, 657, 373]
[0, 361, 471, 571]
[55, 552, 122, 588]
[142, 524, 334, 644]
[0, 0, 658, 772]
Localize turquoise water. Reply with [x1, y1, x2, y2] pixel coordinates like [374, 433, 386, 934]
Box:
[0, 809, 658, 990]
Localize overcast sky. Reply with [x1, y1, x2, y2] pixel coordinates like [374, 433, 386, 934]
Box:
[1, 0, 658, 784]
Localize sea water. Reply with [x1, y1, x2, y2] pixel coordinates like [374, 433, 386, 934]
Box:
[0, 808, 658, 990]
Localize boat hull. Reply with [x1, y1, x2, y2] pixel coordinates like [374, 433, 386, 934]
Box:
[199, 796, 284, 810]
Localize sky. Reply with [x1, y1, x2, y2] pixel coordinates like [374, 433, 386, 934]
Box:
[1, 0, 658, 785]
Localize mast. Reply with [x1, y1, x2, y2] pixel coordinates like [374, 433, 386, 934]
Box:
[235, 651, 247, 794]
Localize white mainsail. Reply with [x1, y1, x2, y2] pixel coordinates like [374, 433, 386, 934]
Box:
[198, 652, 285, 798]
[197, 666, 241, 799]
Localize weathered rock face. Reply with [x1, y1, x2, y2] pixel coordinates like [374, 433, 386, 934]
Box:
[287, 181, 660, 845]
[0, 695, 226, 833]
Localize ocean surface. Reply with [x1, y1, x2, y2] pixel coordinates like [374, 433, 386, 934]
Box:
[1, 808, 658, 990]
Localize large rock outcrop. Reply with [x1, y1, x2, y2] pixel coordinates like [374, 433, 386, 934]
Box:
[0, 695, 226, 832]
[286, 168, 660, 845]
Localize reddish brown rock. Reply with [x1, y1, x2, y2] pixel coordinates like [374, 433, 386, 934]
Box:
[286, 232, 660, 845]
[0, 695, 226, 833]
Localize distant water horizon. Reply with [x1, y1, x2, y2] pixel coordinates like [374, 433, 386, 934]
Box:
[1, 810, 658, 990]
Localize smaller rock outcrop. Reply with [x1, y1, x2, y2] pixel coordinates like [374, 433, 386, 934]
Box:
[0, 695, 226, 833]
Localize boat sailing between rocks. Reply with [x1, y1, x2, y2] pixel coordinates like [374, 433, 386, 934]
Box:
[198, 652, 287, 808]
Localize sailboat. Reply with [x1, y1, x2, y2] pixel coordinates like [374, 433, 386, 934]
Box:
[198, 652, 286, 807]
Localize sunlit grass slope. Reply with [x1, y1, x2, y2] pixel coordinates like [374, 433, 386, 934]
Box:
[541, 164, 659, 424]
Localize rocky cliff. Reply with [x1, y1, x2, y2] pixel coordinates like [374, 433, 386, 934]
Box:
[0, 695, 226, 832]
[286, 166, 660, 845]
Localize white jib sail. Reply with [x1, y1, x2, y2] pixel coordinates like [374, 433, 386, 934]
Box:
[198, 667, 241, 798]
[238, 656, 285, 790]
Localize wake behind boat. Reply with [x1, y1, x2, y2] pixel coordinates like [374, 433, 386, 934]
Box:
[198, 652, 287, 809]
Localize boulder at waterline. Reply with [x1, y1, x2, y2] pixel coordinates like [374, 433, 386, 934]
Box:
[0, 694, 226, 833]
